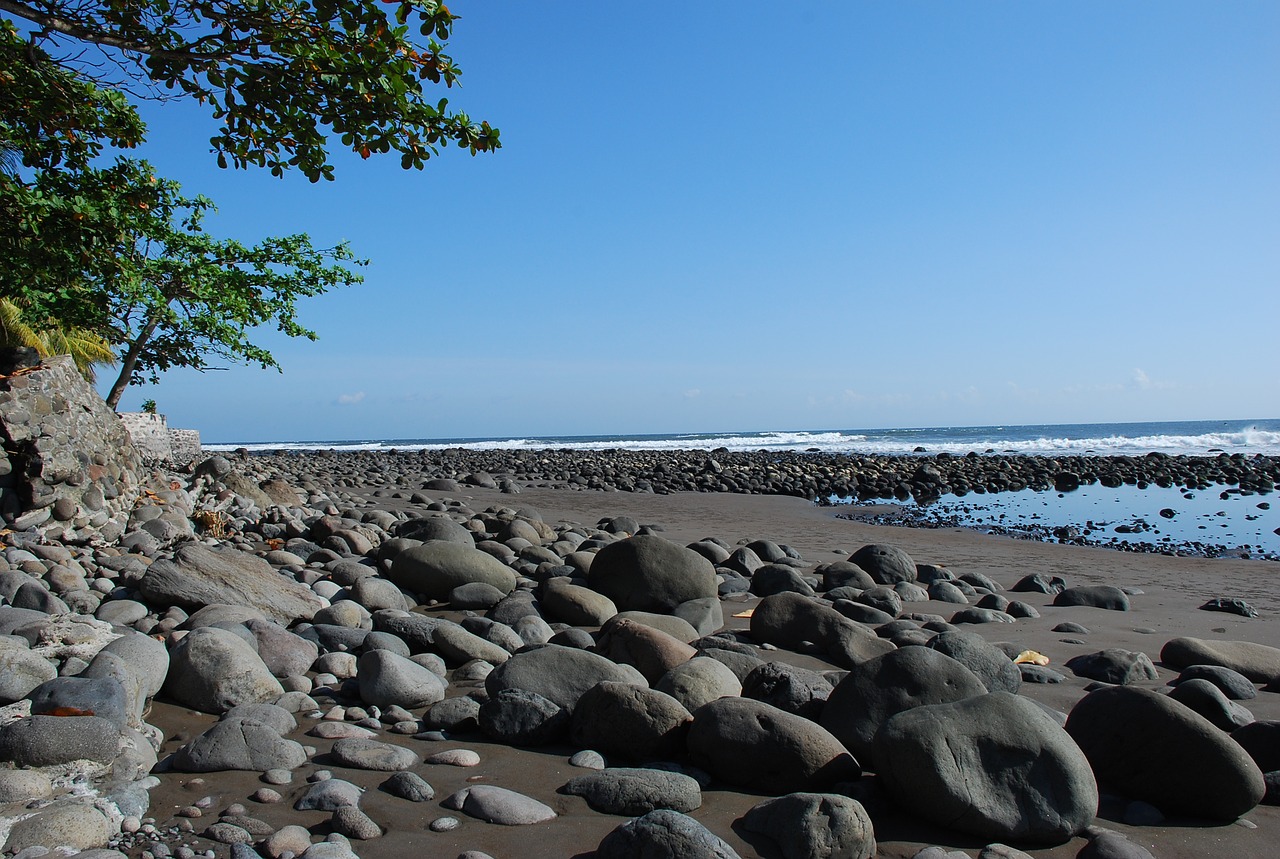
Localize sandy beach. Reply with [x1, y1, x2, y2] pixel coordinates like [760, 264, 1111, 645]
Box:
[124, 473, 1280, 859]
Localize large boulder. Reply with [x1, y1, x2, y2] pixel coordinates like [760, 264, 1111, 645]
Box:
[741, 661, 833, 721]
[0, 715, 121, 767]
[357, 649, 446, 710]
[686, 698, 860, 794]
[741, 792, 876, 859]
[561, 767, 702, 815]
[170, 718, 307, 772]
[1065, 685, 1265, 820]
[926, 630, 1021, 693]
[750, 592, 894, 669]
[820, 647, 986, 769]
[140, 543, 326, 623]
[596, 617, 696, 683]
[849, 544, 916, 585]
[595, 809, 741, 859]
[389, 542, 517, 603]
[877, 692, 1097, 843]
[1161, 637, 1280, 683]
[164, 626, 284, 714]
[1052, 586, 1130, 611]
[485, 644, 647, 713]
[571, 682, 692, 762]
[587, 536, 718, 613]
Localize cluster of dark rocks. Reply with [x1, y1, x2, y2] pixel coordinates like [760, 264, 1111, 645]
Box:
[226, 446, 1280, 505]
[1, 447, 1278, 859]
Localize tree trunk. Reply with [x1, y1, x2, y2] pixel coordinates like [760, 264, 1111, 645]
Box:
[105, 316, 159, 410]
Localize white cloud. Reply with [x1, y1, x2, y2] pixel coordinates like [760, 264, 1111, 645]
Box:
[337, 391, 366, 405]
[1132, 368, 1173, 391]
[683, 389, 702, 399]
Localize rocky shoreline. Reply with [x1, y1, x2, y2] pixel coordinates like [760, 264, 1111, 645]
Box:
[0, 442, 1278, 859]
[226, 445, 1280, 503]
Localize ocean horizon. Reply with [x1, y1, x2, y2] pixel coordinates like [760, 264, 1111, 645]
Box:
[206, 418, 1280, 458]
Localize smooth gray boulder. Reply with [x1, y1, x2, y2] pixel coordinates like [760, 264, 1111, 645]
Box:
[485, 644, 646, 713]
[750, 592, 894, 669]
[389, 542, 517, 603]
[877, 692, 1097, 843]
[165, 626, 283, 714]
[329, 737, 417, 771]
[820, 647, 986, 769]
[1053, 586, 1130, 611]
[541, 579, 618, 626]
[245, 619, 320, 678]
[927, 630, 1021, 694]
[1161, 637, 1280, 683]
[687, 698, 860, 794]
[170, 718, 307, 772]
[1065, 650, 1159, 685]
[0, 648, 57, 704]
[141, 543, 325, 622]
[571, 682, 692, 762]
[1168, 678, 1254, 731]
[849, 544, 916, 585]
[479, 688, 569, 746]
[587, 535, 718, 613]
[357, 649, 446, 710]
[741, 792, 876, 859]
[1065, 685, 1265, 820]
[395, 515, 474, 545]
[561, 767, 702, 815]
[442, 785, 556, 825]
[654, 656, 741, 712]
[595, 809, 741, 859]
[28, 675, 130, 728]
[741, 661, 833, 720]
[0, 715, 121, 767]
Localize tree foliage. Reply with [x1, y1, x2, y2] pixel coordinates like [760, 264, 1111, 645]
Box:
[0, 0, 499, 181]
[0, 0, 496, 400]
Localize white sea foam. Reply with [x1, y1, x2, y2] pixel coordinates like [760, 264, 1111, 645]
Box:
[203, 425, 1280, 457]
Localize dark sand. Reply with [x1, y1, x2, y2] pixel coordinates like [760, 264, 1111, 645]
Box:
[143, 486, 1280, 859]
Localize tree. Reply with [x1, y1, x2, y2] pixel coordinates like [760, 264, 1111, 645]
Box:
[96, 170, 365, 409]
[0, 0, 499, 181]
[0, 297, 117, 381]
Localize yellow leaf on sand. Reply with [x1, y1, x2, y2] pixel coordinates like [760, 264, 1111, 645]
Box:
[731, 609, 754, 619]
[1014, 650, 1049, 666]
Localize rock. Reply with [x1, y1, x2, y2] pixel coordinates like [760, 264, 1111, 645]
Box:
[442, 785, 557, 825]
[750, 592, 894, 669]
[686, 697, 860, 793]
[561, 767, 702, 815]
[1010, 573, 1066, 595]
[426, 748, 481, 767]
[1161, 637, 1280, 683]
[485, 644, 646, 713]
[751, 564, 816, 598]
[741, 792, 876, 859]
[0, 769, 52, 803]
[98, 631, 170, 699]
[1167, 678, 1254, 731]
[595, 809, 741, 859]
[673, 597, 725, 636]
[820, 646, 986, 769]
[1053, 586, 1130, 611]
[541, 579, 618, 626]
[0, 715, 120, 767]
[1076, 831, 1157, 859]
[1064, 685, 1265, 820]
[614, 610, 701, 643]
[171, 718, 307, 772]
[654, 656, 742, 712]
[245, 619, 319, 678]
[2, 802, 113, 853]
[1065, 650, 1159, 685]
[927, 630, 1021, 693]
[329, 737, 418, 771]
[587, 535, 718, 613]
[849, 544, 916, 585]
[140, 543, 325, 622]
[380, 771, 435, 802]
[424, 696, 481, 733]
[27, 675, 130, 728]
[389, 542, 517, 602]
[740, 661, 833, 720]
[877, 692, 1097, 843]
[1171, 665, 1256, 700]
[357, 649, 446, 710]
[395, 515, 473, 544]
[164, 626, 283, 714]
[479, 688, 569, 746]
[596, 617, 697, 683]
[331, 806, 381, 840]
[294, 779, 363, 811]
[431, 621, 512, 666]
[571, 682, 692, 762]
[0, 648, 57, 704]
[1200, 598, 1259, 618]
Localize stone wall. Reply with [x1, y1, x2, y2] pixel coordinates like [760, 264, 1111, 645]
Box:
[0, 352, 142, 544]
[119, 413, 204, 468]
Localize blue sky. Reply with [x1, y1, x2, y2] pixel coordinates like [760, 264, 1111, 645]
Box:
[102, 2, 1279, 442]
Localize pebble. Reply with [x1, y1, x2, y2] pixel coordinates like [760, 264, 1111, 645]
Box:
[263, 769, 293, 785]
[429, 817, 462, 832]
[569, 750, 607, 769]
[253, 788, 283, 803]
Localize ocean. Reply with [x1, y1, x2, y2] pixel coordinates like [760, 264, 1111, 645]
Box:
[206, 419, 1280, 560]
[206, 418, 1280, 458]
